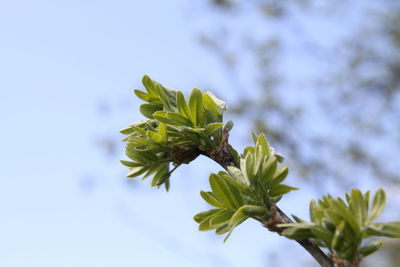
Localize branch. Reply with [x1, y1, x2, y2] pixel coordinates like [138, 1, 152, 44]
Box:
[199, 131, 334, 267]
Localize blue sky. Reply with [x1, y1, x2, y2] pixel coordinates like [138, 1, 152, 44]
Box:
[1, 1, 398, 267]
[0, 1, 298, 266]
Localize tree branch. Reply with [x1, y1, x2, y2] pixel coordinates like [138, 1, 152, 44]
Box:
[199, 131, 334, 267]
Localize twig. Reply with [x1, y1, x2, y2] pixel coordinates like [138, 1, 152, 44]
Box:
[199, 131, 334, 267]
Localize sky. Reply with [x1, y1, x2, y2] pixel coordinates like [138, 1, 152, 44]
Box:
[0, 1, 301, 266]
[1, 1, 398, 267]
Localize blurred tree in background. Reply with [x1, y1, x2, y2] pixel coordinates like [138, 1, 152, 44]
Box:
[95, 1, 400, 266]
[188, 0, 400, 266]
[191, 0, 400, 189]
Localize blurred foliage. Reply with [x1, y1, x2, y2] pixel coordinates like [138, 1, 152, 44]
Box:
[191, 1, 400, 265]
[193, 0, 400, 189]
[279, 189, 400, 265]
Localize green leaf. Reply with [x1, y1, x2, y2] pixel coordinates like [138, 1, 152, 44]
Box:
[244, 153, 255, 181]
[279, 223, 315, 240]
[350, 188, 366, 228]
[155, 172, 171, 187]
[142, 75, 158, 96]
[193, 208, 221, 223]
[242, 205, 266, 217]
[310, 225, 334, 245]
[134, 89, 158, 103]
[216, 224, 231, 235]
[260, 156, 277, 185]
[204, 122, 224, 135]
[251, 131, 257, 145]
[176, 91, 191, 118]
[199, 210, 224, 231]
[127, 166, 148, 178]
[275, 153, 285, 162]
[202, 93, 220, 121]
[150, 165, 169, 187]
[366, 222, 400, 238]
[157, 123, 167, 144]
[229, 206, 249, 227]
[164, 178, 170, 191]
[270, 166, 289, 187]
[309, 200, 319, 223]
[141, 164, 165, 180]
[147, 131, 163, 144]
[253, 147, 264, 177]
[209, 173, 242, 210]
[328, 198, 361, 236]
[360, 240, 383, 257]
[200, 191, 225, 208]
[131, 125, 147, 137]
[224, 120, 234, 132]
[331, 220, 346, 251]
[166, 112, 194, 126]
[204, 91, 226, 113]
[223, 230, 234, 242]
[120, 126, 134, 135]
[368, 189, 386, 224]
[189, 88, 204, 127]
[227, 166, 249, 186]
[218, 172, 250, 196]
[364, 191, 370, 220]
[120, 160, 143, 168]
[292, 215, 306, 223]
[156, 83, 171, 110]
[256, 134, 270, 156]
[159, 84, 178, 108]
[139, 104, 163, 119]
[210, 210, 235, 227]
[127, 137, 154, 148]
[152, 111, 175, 125]
[269, 184, 298, 198]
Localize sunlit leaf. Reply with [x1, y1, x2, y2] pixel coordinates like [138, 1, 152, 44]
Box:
[229, 206, 249, 227]
[270, 166, 289, 187]
[142, 75, 158, 96]
[120, 160, 143, 168]
[227, 166, 249, 186]
[350, 189, 366, 227]
[193, 208, 221, 223]
[209, 173, 242, 210]
[269, 184, 298, 198]
[331, 220, 346, 251]
[189, 88, 204, 127]
[204, 122, 224, 135]
[127, 166, 148, 178]
[200, 191, 225, 208]
[210, 210, 235, 227]
[368, 189, 386, 224]
[140, 103, 163, 119]
[366, 222, 400, 238]
[202, 93, 220, 121]
[360, 240, 383, 257]
[279, 223, 315, 240]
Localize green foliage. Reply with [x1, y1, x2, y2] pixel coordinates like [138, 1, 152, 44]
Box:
[193, 133, 298, 240]
[121, 75, 230, 190]
[279, 189, 400, 263]
[121, 75, 400, 266]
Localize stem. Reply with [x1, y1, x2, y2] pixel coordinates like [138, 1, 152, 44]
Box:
[199, 134, 334, 267]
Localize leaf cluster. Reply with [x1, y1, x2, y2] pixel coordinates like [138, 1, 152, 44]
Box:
[279, 189, 400, 263]
[194, 133, 298, 240]
[120, 75, 232, 190]
[121, 76, 400, 267]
